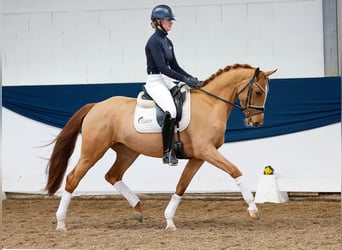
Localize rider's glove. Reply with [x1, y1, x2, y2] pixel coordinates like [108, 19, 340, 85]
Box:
[183, 77, 201, 88]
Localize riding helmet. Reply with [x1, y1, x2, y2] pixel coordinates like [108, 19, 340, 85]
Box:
[151, 5, 177, 20]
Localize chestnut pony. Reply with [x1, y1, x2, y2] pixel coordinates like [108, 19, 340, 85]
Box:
[46, 64, 277, 231]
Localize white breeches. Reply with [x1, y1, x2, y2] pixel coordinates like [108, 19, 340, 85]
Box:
[145, 74, 177, 118]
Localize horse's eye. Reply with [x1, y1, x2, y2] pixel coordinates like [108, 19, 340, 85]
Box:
[255, 91, 262, 96]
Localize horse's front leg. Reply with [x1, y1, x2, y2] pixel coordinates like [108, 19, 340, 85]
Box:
[202, 146, 259, 219]
[165, 159, 204, 231]
[235, 176, 259, 219]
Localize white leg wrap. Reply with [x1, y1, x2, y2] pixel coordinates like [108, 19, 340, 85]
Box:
[235, 176, 257, 211]
[56, 190, 72, 221]
[164, 194, 182, 220]
[164, 194, 182, 230]
[114, 180, 140, 208]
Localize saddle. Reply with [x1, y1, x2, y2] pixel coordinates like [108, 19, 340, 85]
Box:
[139, 85, 186, 126]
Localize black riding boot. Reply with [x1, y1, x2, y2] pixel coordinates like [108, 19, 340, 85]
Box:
[162, 112, 178, 166]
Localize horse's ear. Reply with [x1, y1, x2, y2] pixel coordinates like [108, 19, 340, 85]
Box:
[264, 69, 278, 77]
[255, 67, 260, 76]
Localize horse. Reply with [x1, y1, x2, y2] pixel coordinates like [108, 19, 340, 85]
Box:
[45, 63, 277, 231]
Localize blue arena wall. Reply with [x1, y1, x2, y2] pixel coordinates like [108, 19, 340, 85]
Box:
[2, 77, 341, 142]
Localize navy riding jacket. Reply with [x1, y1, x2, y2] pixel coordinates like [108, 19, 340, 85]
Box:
[145, 29, 192, 81]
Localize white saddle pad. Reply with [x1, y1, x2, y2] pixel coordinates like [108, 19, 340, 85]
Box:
[134, 87, 191, 133]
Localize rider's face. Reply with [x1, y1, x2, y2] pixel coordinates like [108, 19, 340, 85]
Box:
[160, 19, 173, 32]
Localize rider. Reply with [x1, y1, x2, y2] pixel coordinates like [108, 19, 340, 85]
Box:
[145, 4, 201, 166]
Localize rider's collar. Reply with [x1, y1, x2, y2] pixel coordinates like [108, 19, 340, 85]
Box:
[156, 27, 168, 36]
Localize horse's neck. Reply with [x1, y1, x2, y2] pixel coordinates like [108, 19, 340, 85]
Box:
[203, 73, 239, 101]
[199, 69, 253, 116]
[204, 69, 254, 99]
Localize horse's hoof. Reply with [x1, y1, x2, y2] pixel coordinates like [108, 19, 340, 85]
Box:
[133, 211, 143, 222]
[248, 209, 260, 220]
[165, 219, 177, 231]
[56, 221, 68, 232]
[56, 226, 67, 232]
[165, 225, 177, 231]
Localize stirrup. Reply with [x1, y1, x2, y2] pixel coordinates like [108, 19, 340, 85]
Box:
[163, 151, 178, 166]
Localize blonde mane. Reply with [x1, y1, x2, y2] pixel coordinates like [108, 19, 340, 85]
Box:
[201, 63, 255, 86]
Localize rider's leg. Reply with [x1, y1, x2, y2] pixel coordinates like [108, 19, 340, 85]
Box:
[162, 112, 178, 166]
[145, 75, 178, 166]
[145, 75, 177, 118]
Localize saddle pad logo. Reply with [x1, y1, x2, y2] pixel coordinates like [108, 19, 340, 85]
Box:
[137, 117, 153, 124]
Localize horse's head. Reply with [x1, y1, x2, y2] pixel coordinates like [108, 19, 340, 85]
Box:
[237, 68, 277, 127]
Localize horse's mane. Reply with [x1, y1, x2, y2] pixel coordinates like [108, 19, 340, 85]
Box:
[201, 63, 254, 86]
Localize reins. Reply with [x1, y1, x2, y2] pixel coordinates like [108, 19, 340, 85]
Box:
[194, 74, 264, 113]
[195, 87, 242, 109]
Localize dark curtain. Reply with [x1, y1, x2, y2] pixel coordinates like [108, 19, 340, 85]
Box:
[3, 77, 341, 142]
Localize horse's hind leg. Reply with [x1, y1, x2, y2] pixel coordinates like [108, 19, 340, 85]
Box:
[56, 137, 111, 232]
[105, 143, 143, 222]
[56, 156, 102, 232]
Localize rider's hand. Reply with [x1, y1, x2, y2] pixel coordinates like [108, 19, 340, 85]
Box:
[183, 77, 201, 88]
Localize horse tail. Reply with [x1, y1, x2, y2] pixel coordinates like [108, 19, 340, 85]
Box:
[45, 103, 95, 195]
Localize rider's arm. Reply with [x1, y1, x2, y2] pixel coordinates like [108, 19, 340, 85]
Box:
[148, 39, 189, 82]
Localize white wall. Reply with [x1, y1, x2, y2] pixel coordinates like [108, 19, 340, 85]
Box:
[3, 0, 340, 194]
[3, 0, 324, 85]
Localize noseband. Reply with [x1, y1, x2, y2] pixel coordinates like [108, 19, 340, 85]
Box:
[195, 73, 268, 119]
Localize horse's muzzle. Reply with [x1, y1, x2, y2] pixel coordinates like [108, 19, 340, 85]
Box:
[245, 112, 264, 127]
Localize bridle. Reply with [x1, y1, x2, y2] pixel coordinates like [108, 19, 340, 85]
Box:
[237, 74, 268, 115]
[195, 72, 268, 118]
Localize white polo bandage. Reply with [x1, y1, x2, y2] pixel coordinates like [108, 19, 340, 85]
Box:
[164, 193, 182, 220]
[56, 190, 72, 221]
[114, 181, 140, 208]
[235, 176, 254, 205]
